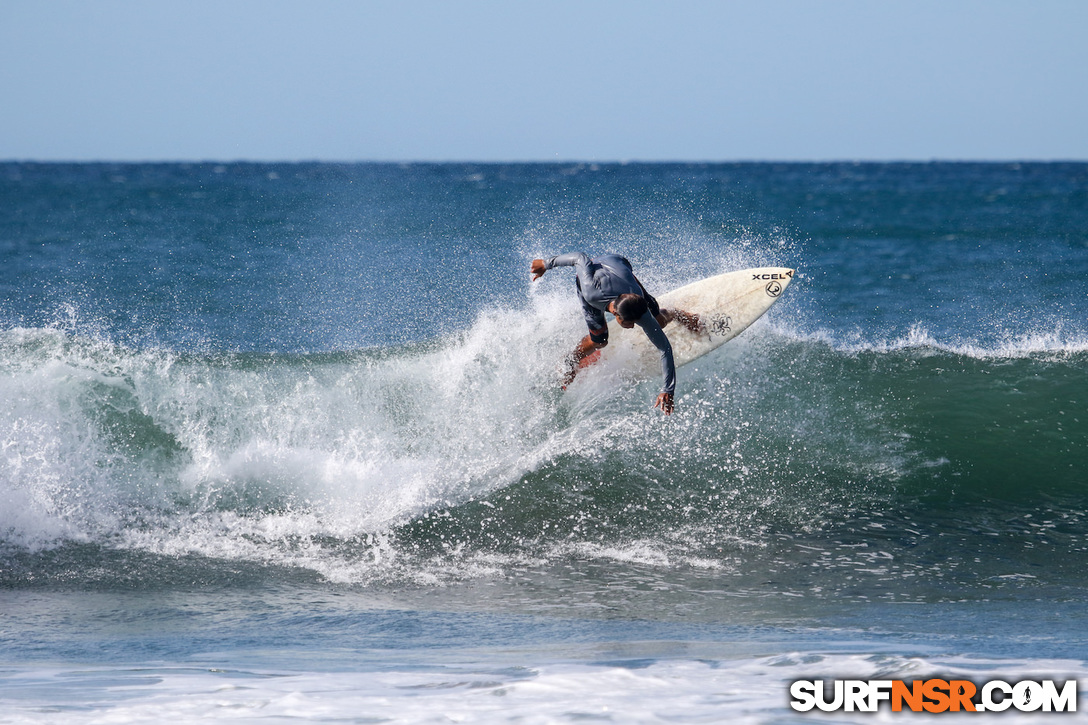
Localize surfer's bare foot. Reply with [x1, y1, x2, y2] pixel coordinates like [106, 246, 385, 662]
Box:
[561, 333, 603, 388]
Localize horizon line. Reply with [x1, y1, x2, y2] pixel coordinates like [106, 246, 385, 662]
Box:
[3, 157, 1087, 165]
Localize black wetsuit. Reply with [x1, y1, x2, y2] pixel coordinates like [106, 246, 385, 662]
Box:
[543, 252, 675, 395]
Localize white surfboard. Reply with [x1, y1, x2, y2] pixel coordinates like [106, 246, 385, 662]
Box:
[577, 267, 796, 377]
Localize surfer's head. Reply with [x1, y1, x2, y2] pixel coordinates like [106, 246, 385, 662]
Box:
[610, 294, 647, 328]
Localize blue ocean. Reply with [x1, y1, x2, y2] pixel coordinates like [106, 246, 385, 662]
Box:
[1, 162, 1086, 722]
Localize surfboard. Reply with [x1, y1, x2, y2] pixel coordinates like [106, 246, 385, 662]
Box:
[576, 267, 796, 377]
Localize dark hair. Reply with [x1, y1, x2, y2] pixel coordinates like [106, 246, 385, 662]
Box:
[614, 293, 648, 322]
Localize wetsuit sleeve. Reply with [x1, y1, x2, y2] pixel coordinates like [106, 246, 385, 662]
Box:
[546, 253, 607, 332]
[636, 312, 676, 395]
[543, 252, 588, 270]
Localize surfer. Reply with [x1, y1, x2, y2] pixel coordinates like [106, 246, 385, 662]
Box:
[531, 252, 702, 415]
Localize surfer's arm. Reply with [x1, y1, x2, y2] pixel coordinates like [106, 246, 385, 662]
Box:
[535, 254, 604, 313]
[532, 253, 588, 281]
[637, 313, 676, 407]
[542, 252, 588, 271]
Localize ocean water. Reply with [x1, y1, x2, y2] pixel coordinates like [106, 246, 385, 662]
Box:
[1, 162, 1087, 723]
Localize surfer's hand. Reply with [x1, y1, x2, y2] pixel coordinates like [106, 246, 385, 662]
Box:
[530, 259, 547, 281]
[654, 392, 674, 415]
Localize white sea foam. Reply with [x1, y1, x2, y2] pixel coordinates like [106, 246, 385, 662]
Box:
[1, 653, 1083, 724]
[0, 298, 613, 567]
[782, 320, 1088, 360]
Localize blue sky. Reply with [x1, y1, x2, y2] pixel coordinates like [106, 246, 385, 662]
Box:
[2, 0, 1086, 161]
